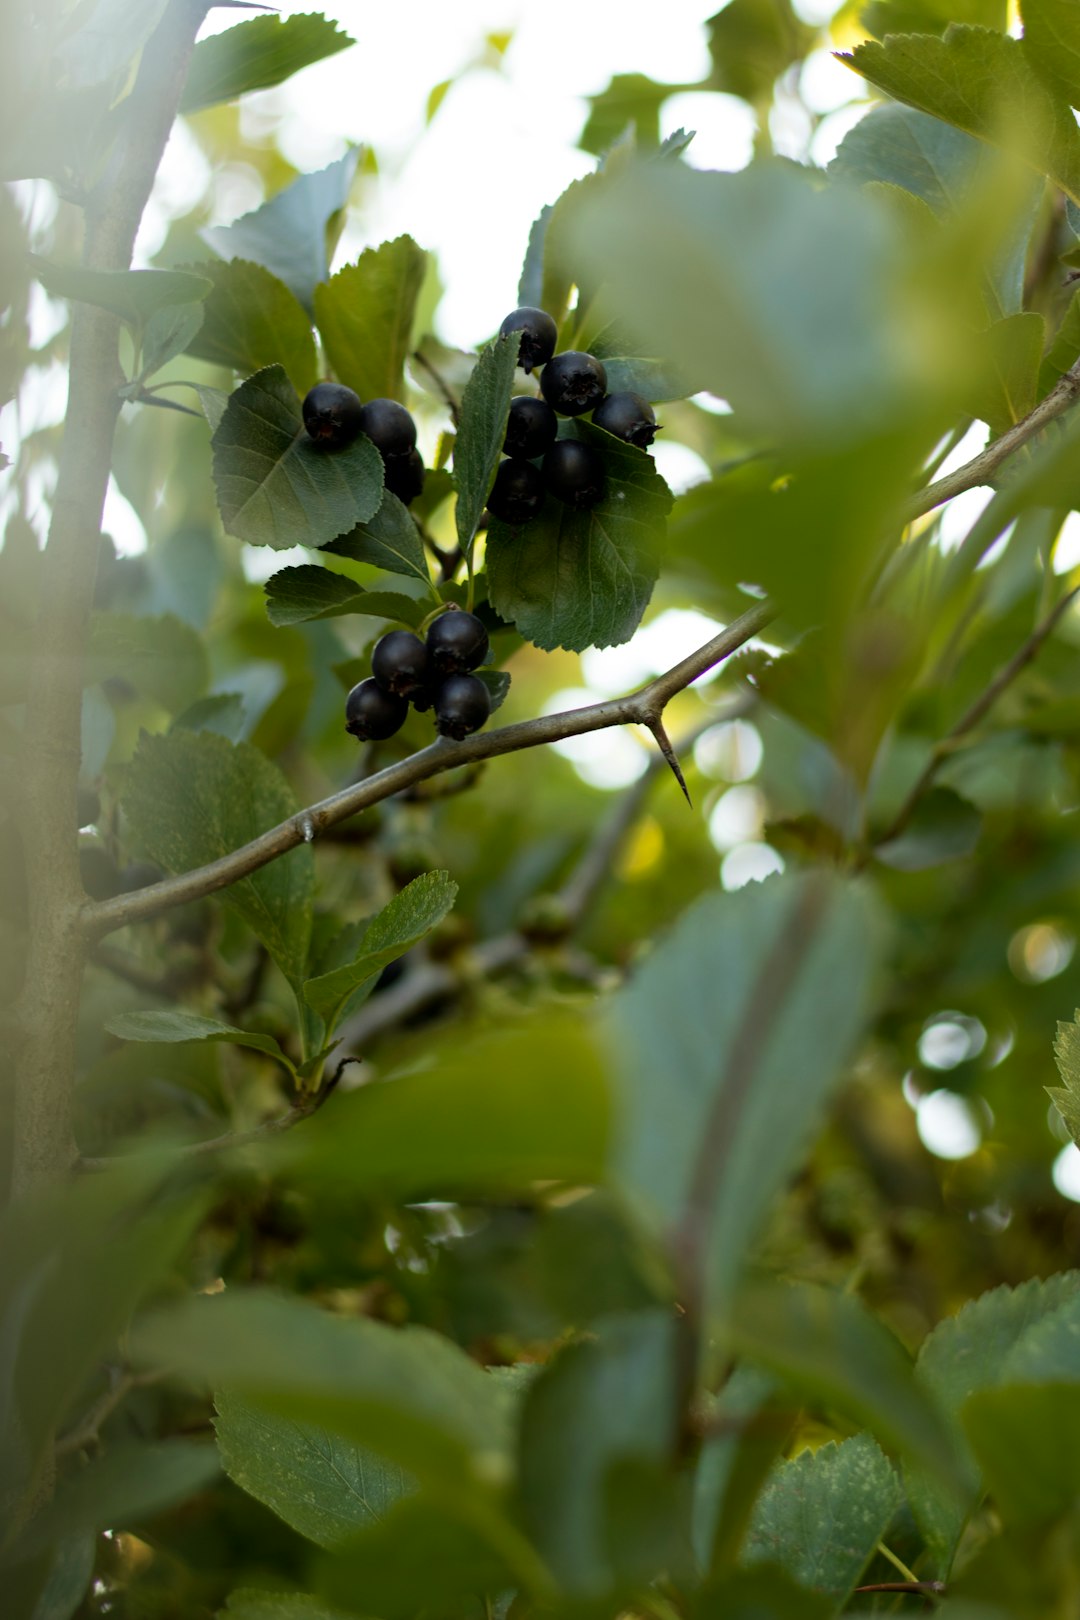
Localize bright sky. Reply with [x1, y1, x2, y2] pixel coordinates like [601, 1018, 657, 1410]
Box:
[173, 0, 865, 348]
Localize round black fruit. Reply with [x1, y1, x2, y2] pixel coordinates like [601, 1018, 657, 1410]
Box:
[592, 391, 658, 449]
[302, 382, 364, 448]
[486, 458, 545, 525]
[371, 630, 432, 699]
[543, 439, 606, 508]
[427, 608, 489, 675]
[504, 395, 558, 459]
[499, 307, 558, 373]
[359, 398, 418, 458]
[344, 678, 408, 741]
[540, 351, 608, 416]
[435, 673, 491, 739]
[384, 447, 425, 505]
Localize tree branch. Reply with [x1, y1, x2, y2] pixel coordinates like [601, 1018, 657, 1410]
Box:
[335, 708, 749, 1052]
[81, 602, 776, 940]
[904, 358, 1080, 524]
[13, 0, 213, 1196]
[865, 584, 1080, 860]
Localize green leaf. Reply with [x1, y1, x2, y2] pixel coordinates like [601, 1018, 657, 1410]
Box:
[1050, 1011, 1080, 1145]
[285, 1012, 610, 1199]
[875, 786, 982, 870]
[743, 1434, 900, 1604]
[181, 260, 317, 395]
[729, 1280, 961, 1488]
[314, 237, 428, 405]
[314, 1495, 519, 1619]
[303, 872, 458, 1032]
[131, 1291, 513, 1497]
[24, 1536, 96, 1620]
[593, 354, 691, 403]
[605, 873, 884, 1319]
[172, 693, 247, 741]
[105, 1009, 293, 1071]
[963, 311, 1046, 434]
[963, 1384, 1080, 1527]
[181, 13, 353, 113]
[487, 421, 671, 652]
[219, 1596, 350, 1620]
[139, 302, 205, 382]
[517, 203, 553, 307]
[212, 366, 383, 550]
[906, 1272, 1080, 1573]
[1020, 0, 1080, 108]
[19, 1440, 220, 1556]
[862, 0, 1005, 37]
[706, 0, 816, 106]
[204, 151, 360, 315]
[517, 1311, 679, 1596]
[453, 332, 522, 557]
[29, 261, 211, 326]
[263, 566, 366, 625]
[121, 728, 313, 986]
[580, 74, 682, 155]
[214, 1389, 413, 1549]
[324, 492, 432, 587]
[194, 385, 230, 433]
[86, 612, 208, 715]
[842, 27, 1080, 207]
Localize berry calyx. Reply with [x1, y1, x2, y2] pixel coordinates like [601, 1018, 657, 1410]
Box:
[504, 395, 558, 459]
[426, 608, 489, 675]
[344, 678, 408, 741]
[302, 382, 364, 448]
[371, 630, 432, 699]
[486, 458, 545, 525]
[543, 439, 606, 508]
[592, 391, 658, 449]
[434, 672, 491, 739]
[384, 447, 425, 506]
[359, 398, 418, 459]
[540, 351, 608, 417]
[498, 307, 557, 374]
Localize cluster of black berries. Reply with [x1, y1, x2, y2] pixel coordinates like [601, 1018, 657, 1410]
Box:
[302, 383, 425, 505]
[487, 307, 659, 526]
[345, 608, 492, 744]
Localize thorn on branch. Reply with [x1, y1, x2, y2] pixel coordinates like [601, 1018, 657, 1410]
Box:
[643, 715, 692, 805]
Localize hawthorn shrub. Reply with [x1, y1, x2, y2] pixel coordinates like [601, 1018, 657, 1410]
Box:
[5, 3, 1080, 1618]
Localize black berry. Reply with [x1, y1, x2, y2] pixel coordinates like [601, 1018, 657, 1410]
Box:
[79, 846, 122, 900]
[359, 398, 417, 459]
[504, 395, 558, 459]
[371, 630, 432, 699]
[121, 860, 164, 892]
[384, 447, 425, 505]
[486, 458, 545, 525]
[302, 382, 364, 448]
[434, 673, 491, 739]
[499, 307, 557, 374]
[540, 351, 607, 417]
[427, 608, 489, 675]
[592, 391, 658, 449]
[543, 439, 606, 508]
[344, 678, 408, 741]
